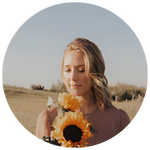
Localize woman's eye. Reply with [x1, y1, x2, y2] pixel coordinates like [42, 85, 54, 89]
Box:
[64, 68, 70, 72]
[64, 68, 84, 72]
[78, 69, 85, 72]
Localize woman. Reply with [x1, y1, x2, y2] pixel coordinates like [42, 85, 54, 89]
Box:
[36, 38, 130, 146]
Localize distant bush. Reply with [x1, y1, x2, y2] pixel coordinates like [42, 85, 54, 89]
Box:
[133, 89, 145, 99]
[119, 90, 133, 101]
[30, 84, 45, 90]
[30, 81, 67, 92]
[109, 83, 146, 101]
[49, 80, 67, 93]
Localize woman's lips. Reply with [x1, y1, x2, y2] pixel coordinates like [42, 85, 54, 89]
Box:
[70, 85, 81, 88]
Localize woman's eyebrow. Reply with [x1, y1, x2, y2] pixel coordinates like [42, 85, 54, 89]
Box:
[64, 65, 85, 67]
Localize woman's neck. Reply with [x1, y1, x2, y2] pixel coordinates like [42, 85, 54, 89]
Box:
[77, 94, 98, 115]
[80, 102, 98, 115]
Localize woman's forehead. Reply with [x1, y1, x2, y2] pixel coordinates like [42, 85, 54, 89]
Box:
[64, 51, 85, 66]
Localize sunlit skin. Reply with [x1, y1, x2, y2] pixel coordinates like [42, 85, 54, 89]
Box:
[63, 51, 98, 114]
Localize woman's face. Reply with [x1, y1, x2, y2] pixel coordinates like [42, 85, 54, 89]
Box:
[63, 50, 91, 97]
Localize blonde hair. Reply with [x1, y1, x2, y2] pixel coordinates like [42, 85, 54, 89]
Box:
[61, 38, 114, 110]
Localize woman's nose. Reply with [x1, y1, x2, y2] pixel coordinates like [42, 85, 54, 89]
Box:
[70, 69, 77, 81]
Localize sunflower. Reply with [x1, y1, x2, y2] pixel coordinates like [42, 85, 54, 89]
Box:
[51, 111, 93, 147]
[58, 93, 81, 112]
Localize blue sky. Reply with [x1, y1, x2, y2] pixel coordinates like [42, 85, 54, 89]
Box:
[3, 3, 147, 89]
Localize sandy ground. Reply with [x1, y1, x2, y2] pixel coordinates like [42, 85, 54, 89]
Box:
[4, 85, 59, 135]
[3, 85, 143, 136]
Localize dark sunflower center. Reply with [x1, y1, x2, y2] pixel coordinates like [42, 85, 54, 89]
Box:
[63, 125, 83, 143]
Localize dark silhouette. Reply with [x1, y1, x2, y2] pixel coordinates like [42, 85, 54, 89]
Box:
[0, 86, 19, 143]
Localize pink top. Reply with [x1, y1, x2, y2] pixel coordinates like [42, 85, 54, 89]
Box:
[36, 107, 130, 146]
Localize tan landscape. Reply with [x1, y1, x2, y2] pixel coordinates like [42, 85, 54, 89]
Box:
[3, 84, 144, 136]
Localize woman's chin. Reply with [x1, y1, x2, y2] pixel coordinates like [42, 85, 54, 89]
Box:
[68, 91, 82, 97]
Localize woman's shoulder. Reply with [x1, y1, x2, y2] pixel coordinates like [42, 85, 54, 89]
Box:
[106, 107, 130, 131]
[103, 107, 134, 130]
[106, 107, 129, 117]
[117, 108, 129, 119]
[106, 107, 130, 122]
[116, 108, 130, 121]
